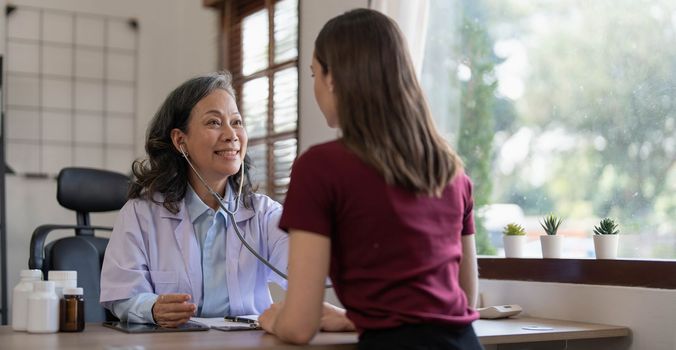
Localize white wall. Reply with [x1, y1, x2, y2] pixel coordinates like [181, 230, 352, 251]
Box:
[480, 279, 676, 350]
[1, 0, 218, 318]
[298, 0, 369, 153]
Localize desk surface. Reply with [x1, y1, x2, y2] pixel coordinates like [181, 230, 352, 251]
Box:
[0, 324, 358, 350]
[0, 317, 629, 349]
[474, 317, 630, 345]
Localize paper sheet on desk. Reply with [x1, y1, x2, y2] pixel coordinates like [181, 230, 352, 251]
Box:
[191, 317, 261, 331]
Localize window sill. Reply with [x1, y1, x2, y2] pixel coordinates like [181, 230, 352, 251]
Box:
[478, 257, 676, 289]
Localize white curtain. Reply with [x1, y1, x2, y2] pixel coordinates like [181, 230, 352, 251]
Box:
[369, 0, 430, 78]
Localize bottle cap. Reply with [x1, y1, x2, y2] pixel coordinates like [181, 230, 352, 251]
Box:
[33, 281, 55, 293]
[62, 287, 83, 296]
[20, 269, 43, 279]
[48, 270, 77, 281]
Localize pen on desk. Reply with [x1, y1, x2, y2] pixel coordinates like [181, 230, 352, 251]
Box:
[224, 316, 258, 324]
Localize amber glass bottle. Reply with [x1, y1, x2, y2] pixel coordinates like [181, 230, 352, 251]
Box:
[59, 287, 85, 332]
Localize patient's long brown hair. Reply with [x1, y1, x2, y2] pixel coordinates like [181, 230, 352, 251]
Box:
[314, 8, 463, 196]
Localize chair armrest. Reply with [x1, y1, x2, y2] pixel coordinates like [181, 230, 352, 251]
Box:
[29, 224, 113, 270]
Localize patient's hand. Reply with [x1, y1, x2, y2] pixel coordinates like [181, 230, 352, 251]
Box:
[259, 302, 283, 334]
[152, 293, 196, 328]
[320, 303, 355, 332]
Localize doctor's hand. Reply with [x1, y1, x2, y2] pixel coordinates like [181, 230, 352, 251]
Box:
[152, 293, 196, 328]
[259, 302, 283, 334]
[320, 303, 355, 332]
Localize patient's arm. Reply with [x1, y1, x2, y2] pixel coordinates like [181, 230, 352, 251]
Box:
[260, 230, 331, 344]
[459, 234, 479, 308]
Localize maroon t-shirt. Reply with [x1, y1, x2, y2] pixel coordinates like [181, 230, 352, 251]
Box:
[279, 140, 479, 333]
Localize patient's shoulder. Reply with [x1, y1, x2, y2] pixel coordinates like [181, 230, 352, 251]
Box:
[298, 140, 356, 166]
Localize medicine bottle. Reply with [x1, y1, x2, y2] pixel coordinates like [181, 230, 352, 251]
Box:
[11, 269, 43, 331]
[27, 281, 59, 333]
[48, 270, 77, 299]
[60, 287, 85, 332]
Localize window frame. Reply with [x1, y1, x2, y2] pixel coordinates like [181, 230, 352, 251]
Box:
[417, 0, 676, 272]
[420, 0, 676, 285]
[478, 258, 676, 289]
[210, 0, 299, 200]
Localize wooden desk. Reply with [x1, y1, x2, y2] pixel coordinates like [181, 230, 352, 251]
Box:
[0, 324, 357, 349]
[474, 317, 630, 345]
[0, 317, 629, 349]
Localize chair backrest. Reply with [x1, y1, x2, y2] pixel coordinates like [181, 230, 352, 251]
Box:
[29, 167, 129, 322]
[57, 167, 129, 234]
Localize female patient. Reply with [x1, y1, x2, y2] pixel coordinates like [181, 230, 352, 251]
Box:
[100, 72, 288, 327]
[259, 9, 482, 350]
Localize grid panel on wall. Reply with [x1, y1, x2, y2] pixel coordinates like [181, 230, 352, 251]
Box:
[5, 5, 139, 176]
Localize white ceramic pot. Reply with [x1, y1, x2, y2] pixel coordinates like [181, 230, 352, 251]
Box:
[503, 235, 527, 258]
[540, 235, 563, 258]
[593, 234, 619, 259]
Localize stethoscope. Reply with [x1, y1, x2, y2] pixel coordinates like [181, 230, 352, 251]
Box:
[179, 145, 290, 282]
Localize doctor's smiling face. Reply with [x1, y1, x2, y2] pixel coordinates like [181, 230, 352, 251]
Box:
[171, 89, 247, 192]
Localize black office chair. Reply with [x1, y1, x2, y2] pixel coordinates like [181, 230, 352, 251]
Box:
[29, 167, 129, 322]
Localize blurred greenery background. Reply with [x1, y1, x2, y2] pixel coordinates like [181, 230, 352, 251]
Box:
[422, 0, 676, 258]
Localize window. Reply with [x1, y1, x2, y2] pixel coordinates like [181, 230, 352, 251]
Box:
[421, 0, 676, 259]
[218, 0, 298, 202]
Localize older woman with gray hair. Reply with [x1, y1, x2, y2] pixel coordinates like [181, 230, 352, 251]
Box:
[100, 72, 288, 327]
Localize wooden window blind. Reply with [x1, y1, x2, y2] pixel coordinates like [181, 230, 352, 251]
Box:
[217, 0, 299, 203]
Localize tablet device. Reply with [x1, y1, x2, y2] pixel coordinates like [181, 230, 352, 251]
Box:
[102, 321, 210, 333]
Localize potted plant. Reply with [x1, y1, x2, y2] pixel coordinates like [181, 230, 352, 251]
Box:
[593, 218, 619, 259]
[539, 214, 563, 258]
[503, 223, 527, 258]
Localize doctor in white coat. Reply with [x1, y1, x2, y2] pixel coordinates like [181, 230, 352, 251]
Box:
[100, 72, 288, 328]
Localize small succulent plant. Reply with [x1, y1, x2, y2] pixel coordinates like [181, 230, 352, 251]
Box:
[593, 218, 619, 235]
[503, 223, 526, 236]
[540, 214, 563, 236]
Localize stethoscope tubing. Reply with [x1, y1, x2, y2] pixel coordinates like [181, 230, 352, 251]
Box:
[181, 150, 331, 288]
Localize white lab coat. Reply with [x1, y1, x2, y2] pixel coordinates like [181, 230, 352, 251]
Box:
[100, 192, 288, 315]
